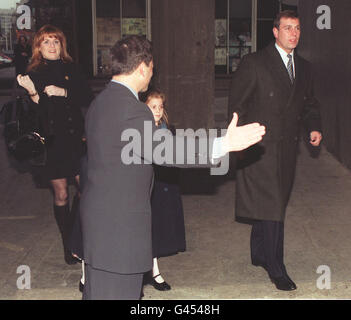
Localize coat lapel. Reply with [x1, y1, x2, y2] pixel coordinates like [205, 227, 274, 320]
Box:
[265, 43, 305, 111]
[265, 43, 293, 93]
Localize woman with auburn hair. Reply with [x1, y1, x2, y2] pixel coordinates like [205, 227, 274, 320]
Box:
[142, 89, 186, 292]
[17, 25, 94, 268]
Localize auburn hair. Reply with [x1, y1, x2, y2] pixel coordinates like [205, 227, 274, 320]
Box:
[27, 24, 73, 72]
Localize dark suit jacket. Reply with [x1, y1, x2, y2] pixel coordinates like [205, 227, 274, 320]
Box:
[228, 42, 322, 222]
[81, 82, 217, 274]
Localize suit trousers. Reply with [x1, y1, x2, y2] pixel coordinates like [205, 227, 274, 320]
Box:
[250, 220, 287, 278]
[83, 264, 144, 300]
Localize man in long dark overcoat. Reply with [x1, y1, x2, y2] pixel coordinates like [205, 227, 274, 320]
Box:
[228, 10, 322, 291]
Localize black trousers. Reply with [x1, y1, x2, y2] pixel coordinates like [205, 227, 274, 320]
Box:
[250, 220, 287, 278]
[83, 264, 144, 300]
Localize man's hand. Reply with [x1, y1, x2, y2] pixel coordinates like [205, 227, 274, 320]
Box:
[310, 131, 322, 146]
[223, 113, 266, 153]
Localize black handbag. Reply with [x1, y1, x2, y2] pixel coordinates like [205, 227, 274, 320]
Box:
[1, 84, 47, 166]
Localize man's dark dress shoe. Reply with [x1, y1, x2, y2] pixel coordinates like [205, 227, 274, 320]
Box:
[283, 274, 297, 290]
[253, 261, 297, 291]
[270, 276, 297, 291]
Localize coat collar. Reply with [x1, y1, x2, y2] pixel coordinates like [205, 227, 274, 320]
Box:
[107, 81, 139, 101]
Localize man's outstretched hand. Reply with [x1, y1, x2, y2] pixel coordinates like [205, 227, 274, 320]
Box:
[223, 113, 266, 153]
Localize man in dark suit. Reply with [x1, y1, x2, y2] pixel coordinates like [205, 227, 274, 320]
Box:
[228, 10, 322, 291]
[80, 35, 266, 300]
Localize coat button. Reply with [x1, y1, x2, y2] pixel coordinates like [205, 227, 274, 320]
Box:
[68, 117, 72, 122]
[269, 91, 274, 97]
[69, 129, 75, 134]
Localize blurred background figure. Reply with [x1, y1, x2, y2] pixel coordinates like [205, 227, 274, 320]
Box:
[14, 35, 31, 76]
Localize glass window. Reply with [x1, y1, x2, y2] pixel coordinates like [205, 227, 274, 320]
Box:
[94, 0, 147, 76]
[122, 0, 146, 38]
[228, 0, 252, 73]
[215, 0, 228, 74]
[96, 0, 121, 76]
[215, 0, 252, 74]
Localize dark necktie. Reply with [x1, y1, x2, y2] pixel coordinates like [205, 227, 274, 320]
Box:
[287, 54, 294, 83]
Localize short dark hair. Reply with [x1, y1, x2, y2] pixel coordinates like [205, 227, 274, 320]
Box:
[110, 35, 153, 75]
[273, 10, 299, 29]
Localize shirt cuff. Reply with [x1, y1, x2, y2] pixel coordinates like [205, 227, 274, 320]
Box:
[211, 137, 226, 163]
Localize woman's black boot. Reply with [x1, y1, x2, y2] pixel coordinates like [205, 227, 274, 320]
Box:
[53, 204, 78, 265]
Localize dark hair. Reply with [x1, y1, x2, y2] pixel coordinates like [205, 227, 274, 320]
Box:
[110, 35, 153, 75]
[273, 10, 299, 29]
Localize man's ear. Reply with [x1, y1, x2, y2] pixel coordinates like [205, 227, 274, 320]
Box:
[272, 27, 278, 39]
[138, 62, 146, 77]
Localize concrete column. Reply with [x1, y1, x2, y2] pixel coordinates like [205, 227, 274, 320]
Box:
[151, 0, 215, 130]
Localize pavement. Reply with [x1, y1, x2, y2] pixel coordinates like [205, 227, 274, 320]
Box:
[1, 67, 351, 301]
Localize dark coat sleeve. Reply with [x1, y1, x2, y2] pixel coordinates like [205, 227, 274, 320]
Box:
[301, 63, 322, 133]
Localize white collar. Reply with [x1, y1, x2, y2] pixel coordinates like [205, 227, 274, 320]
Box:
[275, 42, 294, 60]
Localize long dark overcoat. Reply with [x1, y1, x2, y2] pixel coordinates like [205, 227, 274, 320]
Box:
[228, 42, 322, 222]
